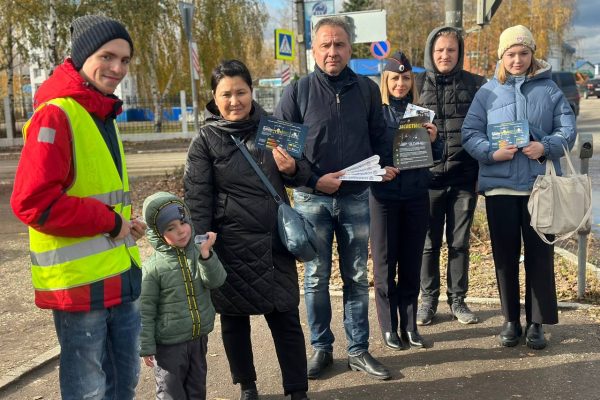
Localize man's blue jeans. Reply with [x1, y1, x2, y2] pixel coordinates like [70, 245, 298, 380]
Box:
[53, 300, 141, 400]
[293, 189, 370, 356]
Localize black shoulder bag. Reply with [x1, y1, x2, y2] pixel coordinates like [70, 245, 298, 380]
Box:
[230, 134, 318, 262]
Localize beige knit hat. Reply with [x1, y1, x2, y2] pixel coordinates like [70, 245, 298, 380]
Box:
[497, 25, 536, 59]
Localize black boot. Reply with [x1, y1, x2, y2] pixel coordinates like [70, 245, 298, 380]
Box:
[306, 349, 333, 379]
[400, 330, 428, 349]
[290, 391, 309, 400]
[382, 331, 405, 350]
[240, 382, 259, 400]
[498, 321, 523, 347]
[526, 323, 547, 350]
[348, 351, 391, 380]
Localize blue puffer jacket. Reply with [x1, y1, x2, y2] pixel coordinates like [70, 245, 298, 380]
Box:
[371, 97, 443, 202]
[462, 60, 576, 193]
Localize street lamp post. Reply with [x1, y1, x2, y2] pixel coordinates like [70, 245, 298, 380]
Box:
[179, 1, 199, 132]
[295, 0, 307, 75]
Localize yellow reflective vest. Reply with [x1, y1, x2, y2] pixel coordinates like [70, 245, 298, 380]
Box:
[23, 97, 141, 310]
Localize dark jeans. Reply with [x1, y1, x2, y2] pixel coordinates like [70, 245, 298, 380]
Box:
[154, 336, 208, 400]
[421, 184, 477, 305]
[370, 193, 429, 334]
[485, 195, 558, 324]
[220, 308, 308, 395]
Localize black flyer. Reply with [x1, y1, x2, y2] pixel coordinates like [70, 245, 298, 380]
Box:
[393, 116, 434, 171]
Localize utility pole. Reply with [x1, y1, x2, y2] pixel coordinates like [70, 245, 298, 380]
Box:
[445, 0, 463, 29]
[178, 1, 199, 132]
[295, 0, 307, 75]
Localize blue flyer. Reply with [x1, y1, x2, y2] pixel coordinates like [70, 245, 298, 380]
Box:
[255, 116, 308, 159]
[488, 120, 530, 151]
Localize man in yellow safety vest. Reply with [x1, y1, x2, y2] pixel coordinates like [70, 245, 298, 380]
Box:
[11, 15, 145, 400]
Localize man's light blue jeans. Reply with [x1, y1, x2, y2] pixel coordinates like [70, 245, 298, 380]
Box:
[293, 189, 370, 356]
[53, 300, 141, 400]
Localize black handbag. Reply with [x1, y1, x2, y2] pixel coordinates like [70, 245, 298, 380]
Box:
[230, 135, 318, 262]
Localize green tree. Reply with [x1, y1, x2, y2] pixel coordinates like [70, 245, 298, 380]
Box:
[194, 0, 267, 102]
[384, 0, 443, 67]
[0, 0, 27, 136]
[462, 0, 576, 77]
[100, 0, 184, 132]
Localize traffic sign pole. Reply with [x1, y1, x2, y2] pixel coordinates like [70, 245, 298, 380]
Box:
[179, 1, 199, 132]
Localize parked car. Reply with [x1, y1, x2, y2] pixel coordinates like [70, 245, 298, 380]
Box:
[585, 78, 600, 99]
[551, 72, 580, 117]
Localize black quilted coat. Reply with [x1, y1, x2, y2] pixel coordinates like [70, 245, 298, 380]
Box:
[183, 100, 311, 315]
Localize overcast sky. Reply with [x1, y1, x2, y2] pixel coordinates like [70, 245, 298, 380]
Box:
[264, 0, 600, 64]
[572, 0, 600, 63]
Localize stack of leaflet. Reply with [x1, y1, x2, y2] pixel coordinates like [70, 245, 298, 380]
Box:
[339, 155, 385, 182]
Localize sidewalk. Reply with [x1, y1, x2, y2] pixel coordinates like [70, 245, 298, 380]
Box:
[1, 294, 599, 400]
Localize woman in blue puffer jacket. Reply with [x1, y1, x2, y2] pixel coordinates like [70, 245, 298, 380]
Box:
[462, 25, 576, 350]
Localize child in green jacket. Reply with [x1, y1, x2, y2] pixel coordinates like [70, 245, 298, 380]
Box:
[140, 191, 226, 399]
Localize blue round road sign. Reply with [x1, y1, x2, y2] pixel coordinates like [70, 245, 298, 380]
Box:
[370, 40, 391, 60]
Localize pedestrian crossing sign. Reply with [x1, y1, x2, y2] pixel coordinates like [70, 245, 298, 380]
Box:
[275, 29, 294, 61]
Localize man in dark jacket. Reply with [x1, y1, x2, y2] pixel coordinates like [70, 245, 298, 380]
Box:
[415, 26, 486, 326]
[274, 16, 390, 381]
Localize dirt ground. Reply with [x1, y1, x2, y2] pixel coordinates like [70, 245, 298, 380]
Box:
[1, 296, 600, 400]
[1, 145, 600, 399]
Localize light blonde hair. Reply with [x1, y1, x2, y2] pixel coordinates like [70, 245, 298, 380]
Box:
[380, 70, 419, 105]
[435, 29, 460, 42]
[497, 53, 542, 84]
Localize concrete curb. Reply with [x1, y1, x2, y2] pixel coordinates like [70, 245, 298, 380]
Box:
[0, 346, 60, 392]
[555, 246, 600, 279]
[1, 247, 597, 392]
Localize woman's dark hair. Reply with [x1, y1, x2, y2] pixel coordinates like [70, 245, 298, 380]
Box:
[210, 59, 253, 92]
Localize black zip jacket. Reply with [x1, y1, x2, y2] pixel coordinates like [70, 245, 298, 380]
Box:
[274, 66, 387, 196]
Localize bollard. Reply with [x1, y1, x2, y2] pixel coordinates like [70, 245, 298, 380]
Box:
[180, 90, 188, 135]
[3, 97, 14, 139]
[577, 134, 593, 299]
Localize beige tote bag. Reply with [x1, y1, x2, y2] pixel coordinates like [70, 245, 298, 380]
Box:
[528, 145, 592, 245]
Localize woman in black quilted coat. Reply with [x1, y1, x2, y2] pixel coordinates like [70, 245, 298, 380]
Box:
[184, 60, 310, 400]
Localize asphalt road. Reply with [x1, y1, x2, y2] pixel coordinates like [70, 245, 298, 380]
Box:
[0, 150, 187, 184]
[1, 297, 599, 400]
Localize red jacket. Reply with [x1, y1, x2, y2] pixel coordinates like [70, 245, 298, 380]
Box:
[11, 59, 121, 237]
[11, 59, 143, 312]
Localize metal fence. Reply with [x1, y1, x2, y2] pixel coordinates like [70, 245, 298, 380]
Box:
[0, 96, 199, 138]
[1, 87, 287, 139]
[114, 97, 198, 134]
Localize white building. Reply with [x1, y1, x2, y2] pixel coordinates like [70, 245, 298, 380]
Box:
[546, 33, 576, 72]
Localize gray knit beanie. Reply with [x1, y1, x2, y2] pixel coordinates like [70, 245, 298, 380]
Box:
[70, 15, 134, 70]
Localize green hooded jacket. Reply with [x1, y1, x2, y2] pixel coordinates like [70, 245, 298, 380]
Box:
[139, 192, 226, 356]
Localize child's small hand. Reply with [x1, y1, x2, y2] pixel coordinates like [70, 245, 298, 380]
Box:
[143, 355, 156, 368]
[199, 232, 217, 259]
